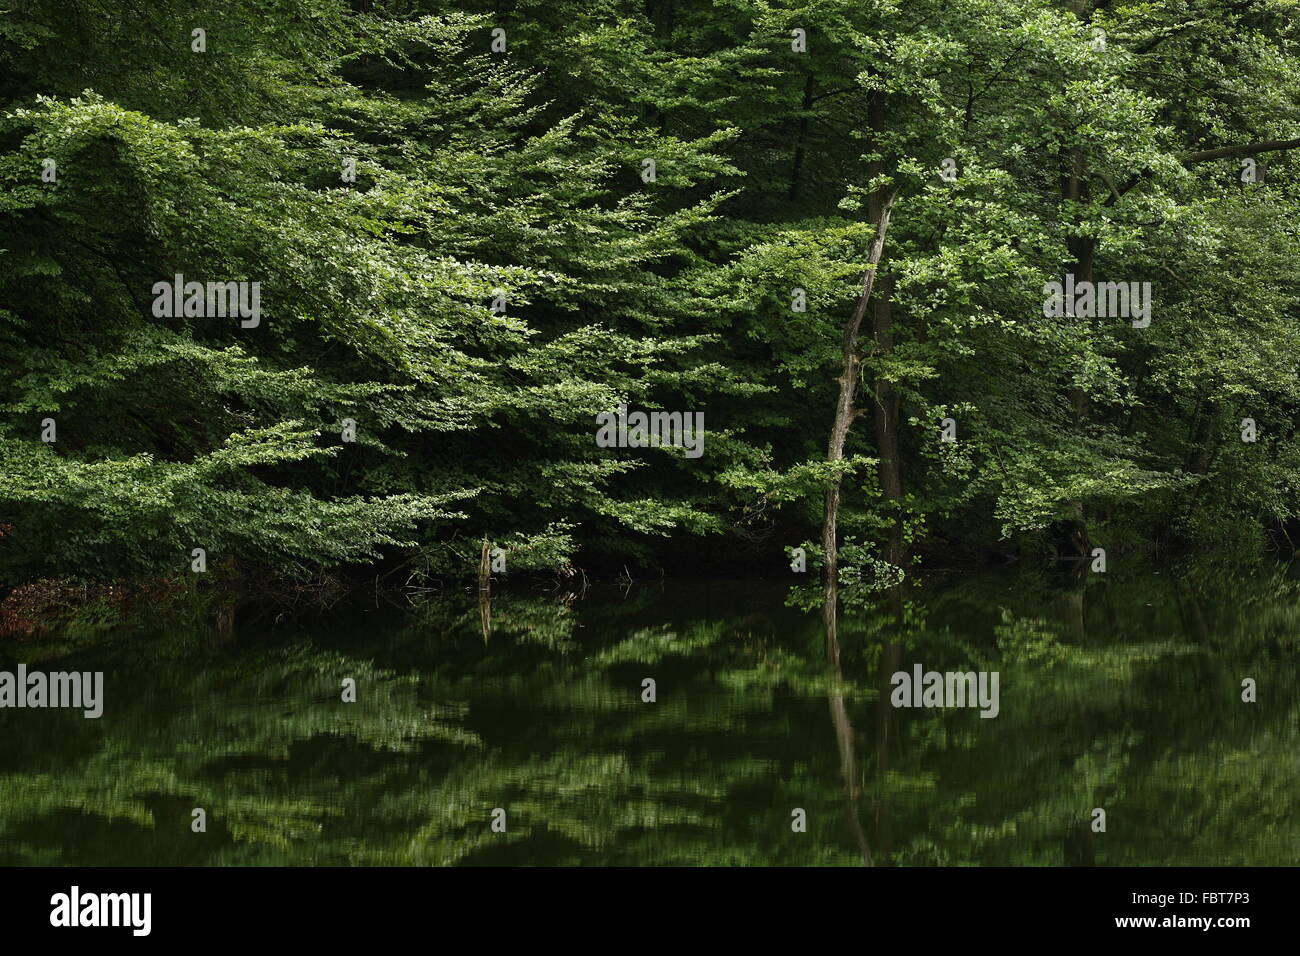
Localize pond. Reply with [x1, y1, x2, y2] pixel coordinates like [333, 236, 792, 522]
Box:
[0, 565, 1294, 865]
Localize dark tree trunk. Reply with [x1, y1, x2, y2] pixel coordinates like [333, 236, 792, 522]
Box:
[1060, 144, 1095, 556]
[871, 274, 904, 567]
[788, 74, 816, 201]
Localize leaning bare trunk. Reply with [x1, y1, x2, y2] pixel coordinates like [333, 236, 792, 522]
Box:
[821, 194, 897, 636]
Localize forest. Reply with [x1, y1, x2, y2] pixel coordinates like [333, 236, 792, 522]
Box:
[1, 0, 1298, 878]
[3, 0, 1300, 611]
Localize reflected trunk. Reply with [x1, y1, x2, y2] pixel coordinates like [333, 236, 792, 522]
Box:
[824, 577, 873, 866]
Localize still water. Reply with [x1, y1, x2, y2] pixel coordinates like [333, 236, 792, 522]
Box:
[1, 566, 1295, 865]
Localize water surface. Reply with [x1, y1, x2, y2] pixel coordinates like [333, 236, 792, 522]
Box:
[0, 567, 1294, 865]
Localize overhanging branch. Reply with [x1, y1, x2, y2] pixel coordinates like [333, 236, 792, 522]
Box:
[1105, 136, 1300, 206]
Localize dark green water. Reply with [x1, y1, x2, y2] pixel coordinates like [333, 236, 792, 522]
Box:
[1, 566, 1296, 866]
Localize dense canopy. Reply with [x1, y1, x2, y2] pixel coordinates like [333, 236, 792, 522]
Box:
[3, 0, 1299, 595]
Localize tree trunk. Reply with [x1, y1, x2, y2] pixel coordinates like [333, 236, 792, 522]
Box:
[1183, 399, 1220, 476]
[821, 193, 897, 635]
[1060, 144, 1095, 556]
[788, 74, 816, 201]
[870, 274, 905, 567]
[478, 537, 492, 641]
[863, 88, 907, 570]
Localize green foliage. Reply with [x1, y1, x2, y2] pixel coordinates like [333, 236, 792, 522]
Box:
[3, 0, 1300, 587]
